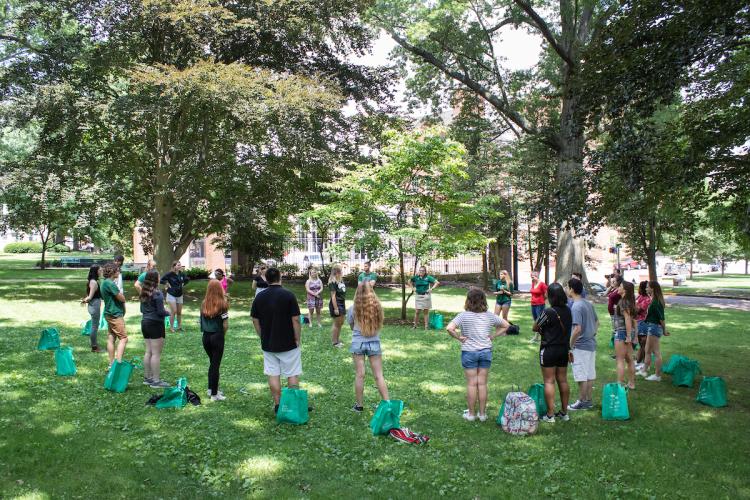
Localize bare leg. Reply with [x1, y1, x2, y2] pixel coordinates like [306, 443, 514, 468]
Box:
[625, 344, 635, 387]
[353, 355, 366, 406]
[501, 304, 510, 321]
[369, 355, 389, 401]
[542, 366, 556, 416]
[652, 337, 663, 376]
[150, 338, 164, 381]
[583, 380, 594, 402]
[477, 368, 489, 416]
[615, 340, 626, 384]
[316, 306, 322, 327]
[423, 309, 429, 329]
[176, 303, 183, 330]
[308, 307, 315, 328]
[644, 336, 656, 374]
[331, 316, 343, 344]
[287, 376, 299, 388]
[413, 309, 419, 328]
[107, 332, 115, 366]
[555, 367, 570, 411]
[168, 301, 177, 332]
[494, 303, 501, 316]
[464, 369, 478, 416]
[143, 338, 153, 379]
[636, 336, 647, 364]
[114, 337, 128, 363]
[268, 375, 281, 405]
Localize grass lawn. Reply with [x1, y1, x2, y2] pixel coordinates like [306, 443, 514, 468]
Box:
[664, 273, 750, 299]
[1, 273, 749, 498]
[0, 253, 112, 281]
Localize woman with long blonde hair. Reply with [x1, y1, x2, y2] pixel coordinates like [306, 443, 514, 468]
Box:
[201, 279, 229, 401]
[347, 281, 389, 412]
[328, 264, 346, 347]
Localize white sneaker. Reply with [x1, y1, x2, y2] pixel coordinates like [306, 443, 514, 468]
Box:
[477, 414, 488, 422]
[211, 392, 227, 401]
[645, 375, 661, 382]
[635, 363, 644, 371]
[636, 369, 648, 377]
[462, 409, 476, 421]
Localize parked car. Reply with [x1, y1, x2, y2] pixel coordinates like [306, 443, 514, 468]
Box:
[663, 263, 678, 275]
[619, 258, 643, 270]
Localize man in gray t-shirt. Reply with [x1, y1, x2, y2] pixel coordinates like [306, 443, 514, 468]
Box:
[568, 279, 599, 411]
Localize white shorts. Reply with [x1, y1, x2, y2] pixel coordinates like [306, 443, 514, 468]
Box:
[263, 348, 302, 378]
[415, 293, 432, 310]
[166, 293, 183, 304]
[571, 348, 596, 382]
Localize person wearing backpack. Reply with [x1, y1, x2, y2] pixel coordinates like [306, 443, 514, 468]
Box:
[347, 281, 389, 412]
[567, 279, 599, 411]
[446, 288, 510, 422]
[532, 283, 572, 423]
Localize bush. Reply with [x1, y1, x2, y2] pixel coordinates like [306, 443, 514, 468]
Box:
[121, 270, 139, 281]
[277, 263, 300, 278]
[51, 244, 71, 253]
[185, 267, 210, 280]
[35, 259, 62, 268]
[4, 242, 44, 253]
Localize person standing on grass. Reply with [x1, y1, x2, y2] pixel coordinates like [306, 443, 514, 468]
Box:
[114, 255, 125, 294]
[529, 271, 548, 342]
[252, 264, 269, 296]
[637, 281, 670, 381]
[81, 265, 104, 353]
[328, 264, 347, 347]
[201, 280, 229, 401]
[410, 266, 439, 330]
[100, 263, 128, 369]
[493, 269, 513, 321]
[160, 261, 190, 332]
[357, 261, 377, 284]
[305, 267, 324, 328]
[634, 281, 652, 370]
[134, 259, 156, 294]
[446, 288, 509, 422]
[614, 281, 637, 389]
[213, 268, 233, 295]
[348, 281, 389, 413]
[607, 275, 623, 351]
[139, 270, 170, 389]
[567, 279, 599, 411]
[250, 268, 302, 414]
[533, 283, 572, 423]
[566, 272, 587, 308]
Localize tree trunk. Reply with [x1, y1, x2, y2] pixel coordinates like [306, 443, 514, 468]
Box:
[512, 217, 519, 290]
[543, 237, 550, 283]
[481, 246, 489, 290]
[527, 221, 535, 273]
[721, 259, 725, 277]
[399, 237, 407, 320]
[647, 220, 658, 282]
[745, 255, 748, 275]
[555, 229, 586, 284]
[689, 261, 694, 280]
[153, 192, 176, 274]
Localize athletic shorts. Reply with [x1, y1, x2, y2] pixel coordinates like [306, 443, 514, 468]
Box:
[329, 299, 345, 318]
[540, 345, 569, 367]
[141, 319, 166, 339]
[415, 293, 432, 310]
[461, 348, 492, 369]
[570, 348, 596, 382]
[263, 348, 302, 377]
[166, 293, 184, 304]
[105, 315, 127, 340]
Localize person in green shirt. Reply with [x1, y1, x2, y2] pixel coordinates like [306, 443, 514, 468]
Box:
[493, 270, 514, 321]
[410, 266, 439, 329]
[100, 263, 128, 368]
[637, 281, 670, 382]
[134, 259, 156, 294]
[357, 261, 377, 285]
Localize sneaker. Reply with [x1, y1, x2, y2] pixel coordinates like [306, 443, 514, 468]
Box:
[333, 342, 344, 348]
[541, 414, 556, 423]
[477, 414, 488, 422]
[635, 363, 644, 371]
[211, 393, 227, 401]
[143, 377, 154, 386]
[91, 346, 104, 353]
[352, 404, 364, 413]
[555, 411, 570, 421]
[207, 389, 212, 396]
[636, 369, 648, 377]
[149, 380, 171, 389]
[646, 374, 661, 382]
[568, 400, 588, 411]
[462, 409, 476, 422]
[582, 400, 594, 410]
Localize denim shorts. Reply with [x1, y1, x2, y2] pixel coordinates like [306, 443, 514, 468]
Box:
[614, 328, 636, 343]
[461, 348, 492, 369]
[640, 321, 663, 337]
[350, 340, 382, 357]
[531, 304, 545, 321]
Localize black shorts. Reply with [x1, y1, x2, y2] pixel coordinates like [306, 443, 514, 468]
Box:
[540, 345, 569, 368]
[141, 319, 166, 339]
[329, 299, 345, 318]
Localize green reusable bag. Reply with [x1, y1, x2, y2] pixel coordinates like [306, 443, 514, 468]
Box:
[81, 319, 92, 336]
[370, 400, 404, 436]
[663, 354, 688, 375]
[431, 313, 444, 330]
[164, 316, 172, 328]
[602, 383, 630, 421]
[696, 377, 728, 408]
[609, 334, 615, 349]
[55, 346, 76, 376]
[276, 388, 310, 425]
[527, 383, 548, 417]
[103, 357, 141, 393]
[672, 359, 701, 388]
[37, 328, 61, 350]
[155, 377, 188, 409]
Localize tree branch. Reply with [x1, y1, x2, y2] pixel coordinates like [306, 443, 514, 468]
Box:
[512, 0, 575, 67]
[0, 34, 50, 58]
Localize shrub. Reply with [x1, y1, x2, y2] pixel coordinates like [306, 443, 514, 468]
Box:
[4, 242, 44, 253]
[51, 244, 71, 253]
[185, 267, 210, 279]
[277, 263, 300, 278]
[35, 259, 62, 268]
[121, 270, 139, 281]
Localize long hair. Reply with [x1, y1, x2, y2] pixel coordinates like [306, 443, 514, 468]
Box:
[86, 265, 100, 295]
[464, 287, 488, 313]
[353, 282, 383, 337]
[500, 269, 512, 285]
[202, 279, 228, 317]
[547, 283, 568, 308]
[638, 280, 648, 296]
[649, 281, 665, 307]
[139, 270, 160, 303]
[328, 264, 342, 284]
[617, 281, 637, 317]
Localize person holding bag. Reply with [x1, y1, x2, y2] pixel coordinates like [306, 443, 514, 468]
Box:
[139, 270, 171, 389]
[81, 265, 104, 353]
[347, 281, 389, 413]
[100, 263, 128, 370]
[201, 280, 229, 401]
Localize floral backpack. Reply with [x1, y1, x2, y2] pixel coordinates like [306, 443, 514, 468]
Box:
[499, 389, 538, 436]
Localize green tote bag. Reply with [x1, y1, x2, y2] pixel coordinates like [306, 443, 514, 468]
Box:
[276, 388, 309, 425]
[602, 383, 630, 421]
[103, 357, 141, 393]
[155, 377, 188, 409]
[672, 359, 701, 388]
[37, 328, 60, 350]
[663, 354, 688, 375]
[527, 383, 548, 417]
[81, 320, 92, 336]
[696, 377, 727, 408]
[55, 346, 77, 376]
[370, 400, 404, 436]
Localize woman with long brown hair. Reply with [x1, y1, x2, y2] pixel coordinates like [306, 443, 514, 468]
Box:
[328, 264, 347, 347]
[637, 281, 670, 381]
[614, 280, 637, 389]
[139, 270, 171, 388]
[347, 281, 389, 412]
[201, 279, 229, 401]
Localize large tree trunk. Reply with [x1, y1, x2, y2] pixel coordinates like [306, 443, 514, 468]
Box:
[481, 246, 489, 290]
[399, 237, 407, 320]
[153, 192, 177, 274]
[512, 217, 519, 290]
[647, 220, 658, 282]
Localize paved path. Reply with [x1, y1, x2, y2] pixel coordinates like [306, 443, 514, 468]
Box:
[665, 295, 750, 311]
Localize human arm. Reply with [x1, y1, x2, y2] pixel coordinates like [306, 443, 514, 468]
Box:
[292, 316, 301, 346]
[251, 318, 261, 338]
[330, 286, 339, 314]
[154, 292, 170, 318]
[623, 310, 633, 343]
[182, 273, 190, 287]
[491, 316, 510, 340]
[430, 277, 440, 292]
[305, 280, 313, 295]
[115, 291, 126, 304]
[346, 307, 355, 329]
[82, 280, 98, 303]
[569, 324, 582, 361]
[446, 320, 467, 344]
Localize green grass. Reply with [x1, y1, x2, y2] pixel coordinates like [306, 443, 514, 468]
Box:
[1, 275, 749, 498]
[0, 253, 113, 281]
[664, 273, 750, 299]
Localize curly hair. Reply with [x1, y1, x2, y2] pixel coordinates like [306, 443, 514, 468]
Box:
[353, 281, 383, 337]
[202, 279, 228, 317]
[139, 270, 160, 303]
[464, 287, 488, 313]
[102, 263, 119, 279]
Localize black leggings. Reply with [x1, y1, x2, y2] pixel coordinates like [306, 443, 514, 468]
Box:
[202, 331, 225, 396]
